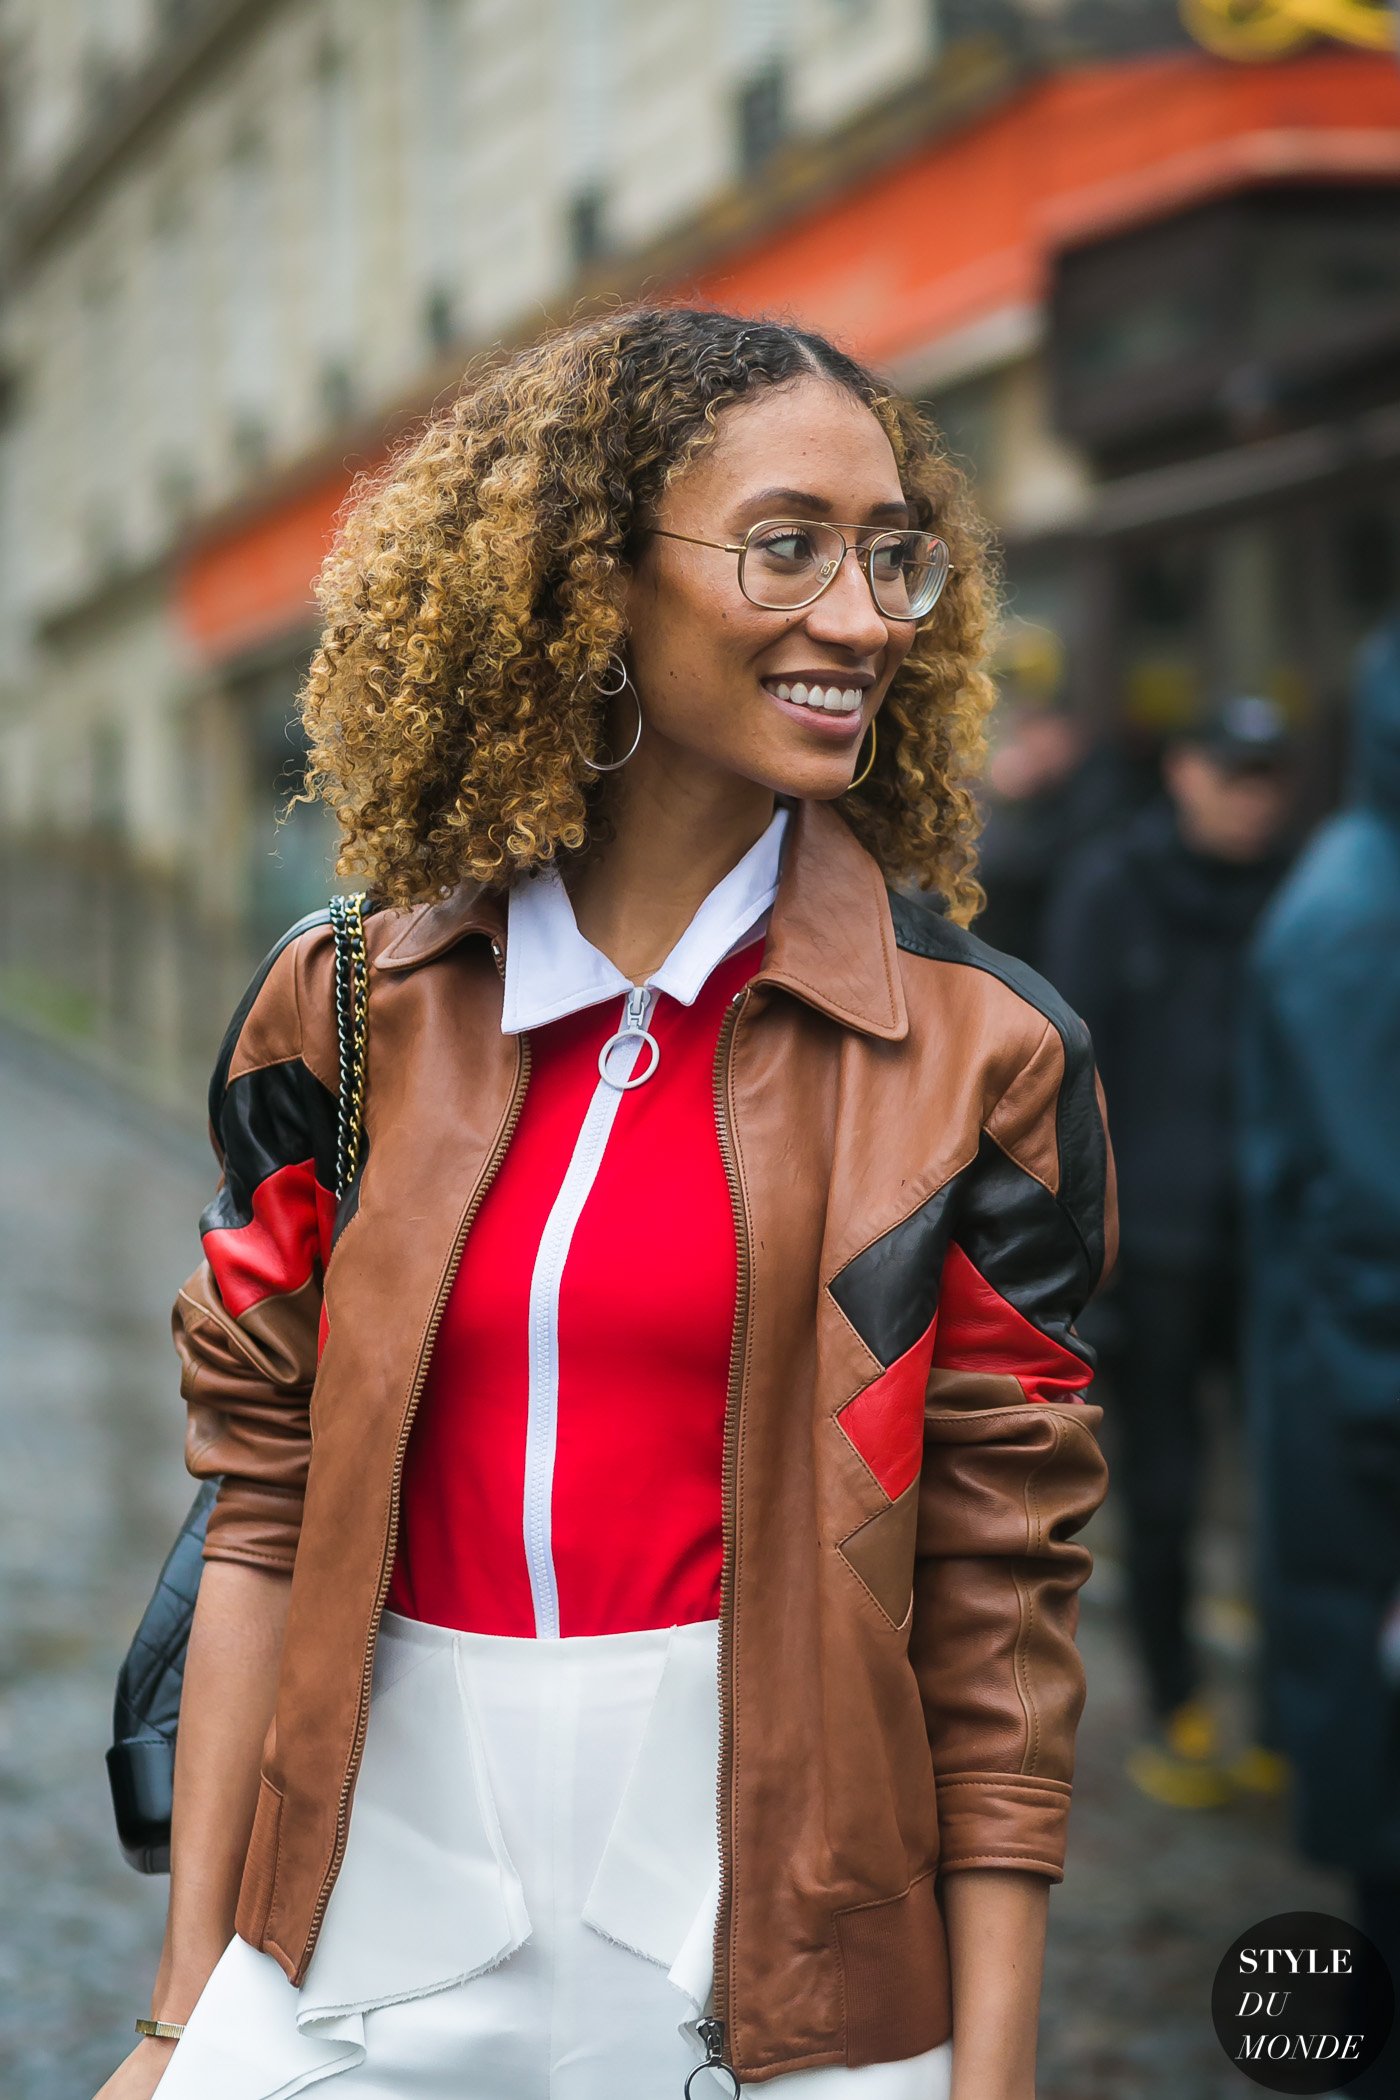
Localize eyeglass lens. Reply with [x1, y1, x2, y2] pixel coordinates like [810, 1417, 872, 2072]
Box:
[739, 521, 949, 619]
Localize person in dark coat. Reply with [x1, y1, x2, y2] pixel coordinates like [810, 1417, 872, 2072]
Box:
[1042, 696, 1295, 1803]
[975, 701, 1133, 967]
[1241, 620, 1400, 2095]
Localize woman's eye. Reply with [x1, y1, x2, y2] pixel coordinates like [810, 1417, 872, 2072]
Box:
[869, 536, 911, 578]
[753, 529, 817, 567]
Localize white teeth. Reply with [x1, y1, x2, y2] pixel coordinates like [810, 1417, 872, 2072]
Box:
[768, 679, 864, 713]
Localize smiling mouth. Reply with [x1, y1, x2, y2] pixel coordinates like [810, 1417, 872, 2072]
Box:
[761, 677, 866, 717]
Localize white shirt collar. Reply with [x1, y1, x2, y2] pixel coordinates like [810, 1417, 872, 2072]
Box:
[500, 802, 790, 1034]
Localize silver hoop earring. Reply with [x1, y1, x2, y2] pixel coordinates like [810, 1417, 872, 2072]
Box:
[582, 650, 643, 773]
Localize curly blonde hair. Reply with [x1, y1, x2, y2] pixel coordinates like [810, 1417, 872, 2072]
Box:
[295, 305, 996, 922]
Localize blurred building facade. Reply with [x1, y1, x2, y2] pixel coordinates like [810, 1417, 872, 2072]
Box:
[0, 0, 1396, 1100]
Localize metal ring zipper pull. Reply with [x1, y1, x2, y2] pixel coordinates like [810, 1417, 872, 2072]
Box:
[598, 984, 660, 1089]
[685, 2018, 741, 2097]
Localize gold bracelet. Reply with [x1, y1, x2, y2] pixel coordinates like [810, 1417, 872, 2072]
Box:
[135, 2017, 186, 2041]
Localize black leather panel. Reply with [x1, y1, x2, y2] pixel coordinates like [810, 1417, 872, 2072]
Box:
[829, 895, 1112, 1372]
[199, 1060, 338, 1237]
[828, 1174, 965, 1369]
[957, 1132, 1095, 1366]
[205, 906, 334, 1134]
[887, 888, 1109, 1285]
[201, 899, 385, 1240]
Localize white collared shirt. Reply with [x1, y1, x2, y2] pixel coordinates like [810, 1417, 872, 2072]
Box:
[500, 801, 790, 1035]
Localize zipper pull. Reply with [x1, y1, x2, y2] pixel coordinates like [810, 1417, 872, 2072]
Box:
[685, 2017, 741, 2097]
[598, 983, 660, 1089]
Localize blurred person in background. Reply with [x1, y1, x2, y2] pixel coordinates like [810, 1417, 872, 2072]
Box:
[98, 307, 1116, 2100]
[973, 625, 1131, 968]
[1241, 617, 1400, 2100]
[1043, 696, 1295, 1806]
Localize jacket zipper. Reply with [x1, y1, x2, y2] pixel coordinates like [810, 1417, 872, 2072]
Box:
[696, 2015, 742, 2097]
[301, 939, 531, 1974]
[523, 978, 659, 1637]
[708, 984, 752, 2087]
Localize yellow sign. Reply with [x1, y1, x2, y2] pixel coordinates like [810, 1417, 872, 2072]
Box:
[1181, 0, 1397, 57]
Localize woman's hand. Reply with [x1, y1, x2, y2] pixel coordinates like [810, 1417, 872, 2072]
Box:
[91, 1560, 293, 2100]
[92, 2036, 175, 2099]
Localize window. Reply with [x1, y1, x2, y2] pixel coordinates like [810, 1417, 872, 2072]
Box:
[0, 392, 26, 661]
[422, 285, 458, 354]
[312, 46, 358, 371]
[238, 658, 341, 947]
[81, 270, 125, 566]
[730, 0, 790, 174]
[404, 0, 465, 341]
[151, 195, 198, 501]
[925, 373, 1000, 489]
[89, 720, 126, 838]
[318, 357, 356, 422]
[1052, 187, 1400, 454]
[569, 186, 606, 269]
[230, 411, 270, 472]
[736, 62, 786, 175]
[223, 132, 277, 434]
[1334, 501, 1400, 646]
[561, 0, 613, 266]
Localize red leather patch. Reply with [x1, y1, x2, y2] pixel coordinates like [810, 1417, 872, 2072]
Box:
[204, 1159, 335, 1319]
[837, 1314, 939, 1501]
[932, 1241, 1091, 1403]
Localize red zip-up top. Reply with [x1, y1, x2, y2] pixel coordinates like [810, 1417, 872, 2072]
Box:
[386, 805, 789, 1639]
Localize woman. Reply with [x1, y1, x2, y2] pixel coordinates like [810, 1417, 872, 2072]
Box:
[99, 306, 1114, 2100]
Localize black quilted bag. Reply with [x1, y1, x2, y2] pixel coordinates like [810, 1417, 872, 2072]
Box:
[105, 894, 370, 1872]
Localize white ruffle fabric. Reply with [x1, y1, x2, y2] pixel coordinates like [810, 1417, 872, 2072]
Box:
[157, 1612, 953, 2100]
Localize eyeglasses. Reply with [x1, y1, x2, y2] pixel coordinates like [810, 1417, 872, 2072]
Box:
[651, 517, 952, 623]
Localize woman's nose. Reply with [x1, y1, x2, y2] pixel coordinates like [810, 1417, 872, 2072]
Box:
[802, 548, 891, 655]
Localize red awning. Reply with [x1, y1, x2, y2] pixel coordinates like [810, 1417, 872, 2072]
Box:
[680, 48, 1400, 366]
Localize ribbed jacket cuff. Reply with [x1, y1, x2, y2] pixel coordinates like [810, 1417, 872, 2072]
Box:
[201, 1480, 304, 1572]
[934, 1771, 1074, 1882]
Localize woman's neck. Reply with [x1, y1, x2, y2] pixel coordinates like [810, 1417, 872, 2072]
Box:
[565, 761, 779, 984]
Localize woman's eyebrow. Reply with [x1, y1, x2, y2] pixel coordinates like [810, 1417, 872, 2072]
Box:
[740, 486, 912, 523]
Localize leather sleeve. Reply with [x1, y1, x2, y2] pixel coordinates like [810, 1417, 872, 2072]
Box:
[911, 1010, 1115, 1881]
[172, 919, 339, 1573]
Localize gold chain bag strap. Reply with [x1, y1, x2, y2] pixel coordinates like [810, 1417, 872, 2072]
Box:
[108, 891, 376, 1890]
[328, 890, 370, 1199]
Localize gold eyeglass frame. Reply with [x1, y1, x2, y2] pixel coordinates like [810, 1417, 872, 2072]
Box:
[651, 518, 952, 622]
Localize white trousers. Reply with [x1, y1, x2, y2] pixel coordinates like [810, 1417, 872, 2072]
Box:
[159, 1612, 953, 2100]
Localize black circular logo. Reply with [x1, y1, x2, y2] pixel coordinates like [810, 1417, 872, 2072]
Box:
[1213, 1911, 1394, 2092]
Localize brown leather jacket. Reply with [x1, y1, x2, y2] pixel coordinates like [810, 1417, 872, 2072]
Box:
[173, 795, 1115, 2081]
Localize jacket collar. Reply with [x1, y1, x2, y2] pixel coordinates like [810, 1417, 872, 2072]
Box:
[375, 795, 908, 1043]
[759, 795, 908, 1041]
[500, 804, 788, 1033]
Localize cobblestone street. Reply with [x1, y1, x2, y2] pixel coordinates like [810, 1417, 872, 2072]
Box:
[1, 1026, 1352, 2100]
